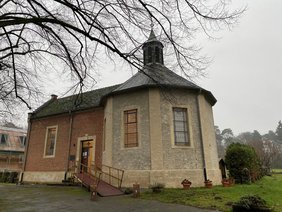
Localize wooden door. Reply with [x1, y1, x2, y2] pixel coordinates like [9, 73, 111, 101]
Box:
[81, 140, 94, 173]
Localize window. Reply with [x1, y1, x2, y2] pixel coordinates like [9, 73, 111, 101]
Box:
[148, 47, 152, 63]
[155, 46, 160, 63]
[19, 136, 26, 146]
[44, 127, 57, 156]
[173, 108, 189, 146]
[0, 133, 8, 145]
[124, 109, 138, 148]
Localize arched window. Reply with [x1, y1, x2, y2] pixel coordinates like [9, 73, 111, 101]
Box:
[155, 47, 160, 63]
[143, 49, 146, 65]
[148, 47, 152, 63]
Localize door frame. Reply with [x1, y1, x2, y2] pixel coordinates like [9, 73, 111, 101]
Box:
[75, 135, 96, 172]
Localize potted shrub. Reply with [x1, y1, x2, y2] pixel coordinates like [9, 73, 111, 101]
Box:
[204, 179, 213, 188]
[181, 179, 192, 189]
[232, 195, 272, 212]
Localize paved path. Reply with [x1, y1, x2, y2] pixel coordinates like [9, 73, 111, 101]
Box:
[0, 184, 218, 212]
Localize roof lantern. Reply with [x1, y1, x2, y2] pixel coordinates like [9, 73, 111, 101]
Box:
[142, 29, 164, 66]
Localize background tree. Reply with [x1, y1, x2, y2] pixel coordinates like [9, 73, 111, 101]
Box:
[0, 0, 244, 116]
[276, 121, 282, 143]
[215, 125, 225, 158]
[221, 128, 236, 147]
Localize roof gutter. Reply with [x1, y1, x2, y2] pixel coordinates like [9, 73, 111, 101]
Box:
[65, 110, 73, 180]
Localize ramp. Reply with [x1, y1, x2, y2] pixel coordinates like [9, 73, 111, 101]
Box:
[74, 173, 123, 197]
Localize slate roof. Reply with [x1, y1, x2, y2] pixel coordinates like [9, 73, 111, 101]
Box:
[144, 30, 158, 43]
[31, 63, 216, 119]
[113, 64, 201, 92]
[32, 84, 120, 119]
[111, 63, 216, 105]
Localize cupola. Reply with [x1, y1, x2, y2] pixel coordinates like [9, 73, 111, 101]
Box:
[142, 30, 164, 65]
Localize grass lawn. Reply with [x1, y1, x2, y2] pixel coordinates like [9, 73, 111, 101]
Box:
[141, 174, 282, 212]
[272, 169, 282, 174]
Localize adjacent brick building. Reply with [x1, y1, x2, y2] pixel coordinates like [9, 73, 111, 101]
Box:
[22, 30, 221, 187]
[0, 125, 26, 172]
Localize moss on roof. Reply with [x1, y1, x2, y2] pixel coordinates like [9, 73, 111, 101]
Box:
[32, 64, 216, 119]
[32, 84, 120, 119]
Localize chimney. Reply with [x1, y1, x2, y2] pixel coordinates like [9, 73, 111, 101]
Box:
[51, 94, 58, 100]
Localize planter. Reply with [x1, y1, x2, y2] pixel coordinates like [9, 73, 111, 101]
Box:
[182, 183, 191, 190]
[222, 181, 230, 187]
[222, 179, 230, 187]
[204, 180, 213, 188]
[181, 179, 192, 190]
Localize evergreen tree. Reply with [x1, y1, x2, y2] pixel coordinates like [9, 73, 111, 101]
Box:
[275, 121, 282, 143]
[225, 143, 261, 183]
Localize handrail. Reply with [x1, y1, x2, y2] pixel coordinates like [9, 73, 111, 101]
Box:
[100, 164, 124, 188]
[69, 161, 124, 189]
[69, 161, 102, 189]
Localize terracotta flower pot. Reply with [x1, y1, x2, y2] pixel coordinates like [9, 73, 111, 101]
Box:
[182, 183, 191, 190]
[221, 179, 230, 187]
[204, 180, 213, 188]
[181, 179, 192, 189]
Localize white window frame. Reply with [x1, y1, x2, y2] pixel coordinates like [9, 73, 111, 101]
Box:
[18, 135, 26, 147]
[43, 125, 58, 158]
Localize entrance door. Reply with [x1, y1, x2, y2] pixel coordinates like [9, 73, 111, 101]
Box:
[80, 140, 94, 173]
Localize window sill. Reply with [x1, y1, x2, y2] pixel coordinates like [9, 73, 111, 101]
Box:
[121, 146, 140, 150]
[43, 155, 55, 158]
[171, 145, 193, 149]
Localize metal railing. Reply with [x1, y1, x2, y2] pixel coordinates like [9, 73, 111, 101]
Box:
[100, 164, 124, 188]
[69, 162, 102, 189]
[69, 162, 124, 189]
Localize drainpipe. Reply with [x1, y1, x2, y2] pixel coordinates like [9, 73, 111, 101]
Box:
[196, 90, 208, 181]
[20, 112, 32, 183]
[65, 110, 73, 180]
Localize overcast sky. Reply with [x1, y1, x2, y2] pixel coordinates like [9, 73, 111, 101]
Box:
[199, 0, 282, 135]
[16, 0, 281, 135]
[93, 0, 282, 135]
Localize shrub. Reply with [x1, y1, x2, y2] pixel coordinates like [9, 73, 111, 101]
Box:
[124, 187, 134, 194]
[0, 172, 9, 182]
[232, 195, 271, 211]
[149, 183, 165, 193]
[0, 172, 19, 183]
[225, 143, 261, 183]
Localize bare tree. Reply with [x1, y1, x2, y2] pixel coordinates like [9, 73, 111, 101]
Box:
[0, 0, 244, 112]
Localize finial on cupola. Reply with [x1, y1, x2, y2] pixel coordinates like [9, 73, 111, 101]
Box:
[142, 19, 164, 66]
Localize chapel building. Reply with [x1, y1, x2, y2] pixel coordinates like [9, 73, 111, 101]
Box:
[22, 30, 221, 187]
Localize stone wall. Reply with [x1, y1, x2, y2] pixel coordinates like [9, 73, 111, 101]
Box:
[111, 89, 151, 170]
[160, 89, 204, 171]
[116, 88, 221, 187]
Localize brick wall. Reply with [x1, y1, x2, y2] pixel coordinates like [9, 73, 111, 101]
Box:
[25, 108, 104, 172]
